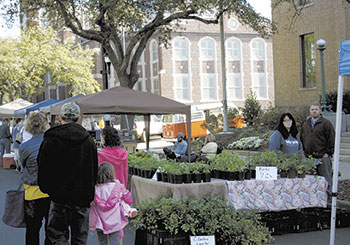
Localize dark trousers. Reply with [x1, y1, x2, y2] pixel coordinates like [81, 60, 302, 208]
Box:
[47, 201, 89, 245]
[0, 138, 11, 167]
[24, 197, 51, 245]
[317, 156, 333, 196]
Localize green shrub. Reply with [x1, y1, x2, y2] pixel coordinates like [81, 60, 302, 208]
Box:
[325, 90, 350, 114]
[132, 195, 274, 245]
[241, 90, 262, 126]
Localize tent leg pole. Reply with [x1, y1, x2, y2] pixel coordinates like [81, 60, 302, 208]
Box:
[330, 75, 344, 245]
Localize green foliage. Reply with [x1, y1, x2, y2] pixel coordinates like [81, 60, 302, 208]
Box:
[253, 106, 309, 129]
[1, 0, 273, 89]
[0, 26, 100, 104]
[210, 151, 246, 172]
[241, 90, 262, 126]
[132, 195, 274, 244]
[325, 90, 350, 114]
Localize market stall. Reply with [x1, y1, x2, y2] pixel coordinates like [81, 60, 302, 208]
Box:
[14, 98, 60, 116]
[49, 86, 192, 154]
[0, 99, 32, 118]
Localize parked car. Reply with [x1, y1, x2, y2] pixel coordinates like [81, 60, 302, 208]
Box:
[134, 115, 163, 141]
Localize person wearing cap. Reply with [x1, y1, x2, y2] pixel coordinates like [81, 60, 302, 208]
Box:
[38, 102, 98, 244]
[163, 132, 188, 160]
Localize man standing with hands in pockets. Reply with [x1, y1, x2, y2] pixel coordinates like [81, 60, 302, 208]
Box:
[300, 102, 335, 200]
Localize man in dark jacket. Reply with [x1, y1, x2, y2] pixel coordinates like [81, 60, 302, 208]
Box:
[300, 102, 335, 197]
[38, 102, 98, 244]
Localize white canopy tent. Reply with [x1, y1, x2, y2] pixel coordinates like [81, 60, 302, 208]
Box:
[329, 40, 350, 245]
[0, 99, 32, 118]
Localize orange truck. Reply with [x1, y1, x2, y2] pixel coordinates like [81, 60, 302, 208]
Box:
[162, 111, 207, 140]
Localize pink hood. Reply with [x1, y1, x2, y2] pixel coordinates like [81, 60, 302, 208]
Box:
[98, 147, 128, 187]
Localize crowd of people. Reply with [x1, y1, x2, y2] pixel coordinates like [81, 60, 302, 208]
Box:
[1, 102, 132, 245]
[0, 100, 337, 244]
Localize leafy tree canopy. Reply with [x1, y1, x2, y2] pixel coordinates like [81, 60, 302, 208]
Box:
[0, 26, 100, 104]
[1, 0, 272, 89]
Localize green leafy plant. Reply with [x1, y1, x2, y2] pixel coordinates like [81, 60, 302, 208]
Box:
[241, 90, 262, 126]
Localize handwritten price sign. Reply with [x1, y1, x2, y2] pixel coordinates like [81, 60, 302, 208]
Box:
[256, 167, 277, 180]
[190, 235, 215, 245]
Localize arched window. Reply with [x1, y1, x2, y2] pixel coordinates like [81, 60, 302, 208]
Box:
[199, 37, 217, 101]
[250, 38, 267, 99]
[172, 37, 191, 101]
[226, 38, 243, 100]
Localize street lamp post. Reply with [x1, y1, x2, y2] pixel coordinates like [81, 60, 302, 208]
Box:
[316, 39, 329, 112]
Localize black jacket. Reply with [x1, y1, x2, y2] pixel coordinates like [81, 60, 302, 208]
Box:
[300, 116, 335, 158]
[38, 123, 98, 207]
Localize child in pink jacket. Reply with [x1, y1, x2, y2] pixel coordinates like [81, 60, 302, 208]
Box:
[89, 162, 133, 245]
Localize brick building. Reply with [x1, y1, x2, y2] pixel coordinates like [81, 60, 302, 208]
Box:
[108, 15, 274, 113]
[21, 10, 274, 112]
[273, 0, 350, 108]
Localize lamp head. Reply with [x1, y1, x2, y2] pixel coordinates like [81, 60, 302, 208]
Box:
[316, 39, 326, 48]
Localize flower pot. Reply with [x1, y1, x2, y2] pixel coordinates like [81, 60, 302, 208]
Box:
[218, 170, 226, 180]
[202, 173, 211, 182]
[128, 166, 134, 175]
[182, 174, 192, 184]
[168, 173, 174, 183]
[211, 169, 220, 179]
[157, 172, 163, 181]
[298, 172, 306, 178]
[144, 170, 152, 178]
[287, 168, 297, 178]
[192, 173, 202, 183]
[244, 169, 252, 180]
[173, 174, 183, 184]
[161, 172, 168, 183]
[227, 171, 236, 181]
[279, 170, 288, 178]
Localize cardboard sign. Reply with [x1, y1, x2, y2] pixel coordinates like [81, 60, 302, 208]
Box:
[190, 235, 215, 245]
[256, 166, 277, 180]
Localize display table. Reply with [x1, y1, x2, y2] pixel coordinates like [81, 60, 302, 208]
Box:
[131, 175, 229, 205]
[221, 175, 327, 211]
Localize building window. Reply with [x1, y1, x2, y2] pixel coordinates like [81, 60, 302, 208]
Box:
[298, 0, 313, 6]
[199, 37, 217, 100]
[134, 51, 146, 91]
[252, 73, 267, 99]
[250, 38, 267, 99]
[226, 38, 241, 60]
[175, 75, 190, 101]
[227, 74, 243, 100]
[150, 39, 159, 94]
[226, 38, 243, 100]
[228, 18, 239, 31]
[251, 39, 265, 60]
[200, 37, 215, 60]
[173, 37, 189, 60]
[301, 33, 316, 88]
[173, 37, 191, 101]
[202, 75, 217, 100]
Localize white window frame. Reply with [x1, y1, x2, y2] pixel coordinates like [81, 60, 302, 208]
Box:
[226, 37, 244, 101]
[199, 37, 218, 101]
[174, 74, 191, 102]
[250, 38, 268, 100]
[173, 36, 189, 61]
[172, 36, 192, 102]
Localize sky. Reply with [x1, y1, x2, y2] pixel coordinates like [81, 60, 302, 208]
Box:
[0, 1, 271, 38]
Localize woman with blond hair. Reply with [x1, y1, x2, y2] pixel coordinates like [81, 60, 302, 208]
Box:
[19, 111, 51, 245]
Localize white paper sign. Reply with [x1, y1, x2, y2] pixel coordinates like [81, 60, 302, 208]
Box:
[256, 166, 277, 180]
[190, 235, 215, 245]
